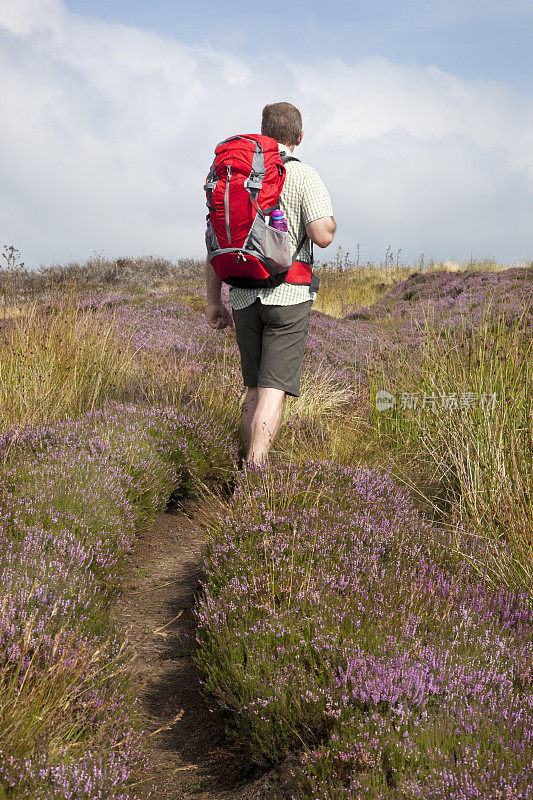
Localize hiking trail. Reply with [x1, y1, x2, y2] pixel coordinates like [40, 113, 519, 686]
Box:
[114, 500, 299, 800]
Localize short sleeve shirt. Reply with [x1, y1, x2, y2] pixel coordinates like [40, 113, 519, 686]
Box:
[228, 142, 333, 310]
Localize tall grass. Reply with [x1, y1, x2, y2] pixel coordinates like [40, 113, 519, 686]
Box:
[369, 306, 533, 593]
[0, 614, 130, 761]
[0, 294, 136, 429]
[315, 261, 412, 317]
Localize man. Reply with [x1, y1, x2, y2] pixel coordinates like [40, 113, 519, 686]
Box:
[205, 102, 336, 463]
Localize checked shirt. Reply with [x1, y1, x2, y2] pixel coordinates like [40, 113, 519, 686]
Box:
[228, 142, 333, 310]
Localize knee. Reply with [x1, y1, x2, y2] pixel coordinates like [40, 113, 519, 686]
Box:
[258, 387, 286, 409]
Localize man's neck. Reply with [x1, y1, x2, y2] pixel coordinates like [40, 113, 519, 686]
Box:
[279, 142, 295, 153]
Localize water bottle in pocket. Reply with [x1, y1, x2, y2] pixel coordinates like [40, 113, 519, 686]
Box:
[262, 209, 291, 270]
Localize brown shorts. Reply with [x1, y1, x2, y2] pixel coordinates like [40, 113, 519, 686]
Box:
[232, 299, 313, 397]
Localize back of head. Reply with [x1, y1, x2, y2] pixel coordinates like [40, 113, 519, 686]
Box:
[261, 102, 302, 146]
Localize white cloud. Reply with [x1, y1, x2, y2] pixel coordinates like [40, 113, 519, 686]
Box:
[0, 0, 532, 268]
[0, 0, 63, 35]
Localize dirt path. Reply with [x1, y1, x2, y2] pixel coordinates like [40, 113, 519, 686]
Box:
[114, 501, 297, 800]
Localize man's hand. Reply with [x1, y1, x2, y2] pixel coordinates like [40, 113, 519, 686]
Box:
[205, 258, 234, 330]
[206, 302, 234, 330]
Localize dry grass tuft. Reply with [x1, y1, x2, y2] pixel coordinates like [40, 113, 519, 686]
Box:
[0, 291, 136, 430]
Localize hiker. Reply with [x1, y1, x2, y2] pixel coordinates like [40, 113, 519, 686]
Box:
[204, 102, 336, 463]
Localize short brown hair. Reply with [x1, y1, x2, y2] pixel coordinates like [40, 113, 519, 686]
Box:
[261, 102, 302, 146]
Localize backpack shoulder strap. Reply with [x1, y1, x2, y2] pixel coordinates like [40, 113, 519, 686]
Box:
[292, 233, 314, 267]
[281, 154, 300, 165]
[280, 154, 314, 265]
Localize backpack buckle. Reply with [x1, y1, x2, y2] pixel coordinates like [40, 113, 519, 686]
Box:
[245, 175, 263, 191]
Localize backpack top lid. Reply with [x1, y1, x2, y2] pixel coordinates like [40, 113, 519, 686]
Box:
[210, 134, 284, 198]
[211, 133, 285, 186]
[214, 133, 280, 156]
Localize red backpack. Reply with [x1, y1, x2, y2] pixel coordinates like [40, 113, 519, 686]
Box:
[204, 134, 317, 290]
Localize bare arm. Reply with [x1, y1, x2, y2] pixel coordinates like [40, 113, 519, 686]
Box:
[305, 216, 337, 248]
[205, 258, 234, 329]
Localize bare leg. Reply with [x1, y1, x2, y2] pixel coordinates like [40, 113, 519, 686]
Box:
[241, 387, 258, 454]
[246, 387, 286, 464]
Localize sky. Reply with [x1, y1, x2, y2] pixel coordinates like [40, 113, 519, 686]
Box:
[0, 0, 532, 269]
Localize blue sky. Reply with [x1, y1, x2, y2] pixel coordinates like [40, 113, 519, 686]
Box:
[65, 0, 533, 93]
[1, 1, 532, 267]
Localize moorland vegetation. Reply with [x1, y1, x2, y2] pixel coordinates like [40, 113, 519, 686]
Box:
[0, 245, 531, 798]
